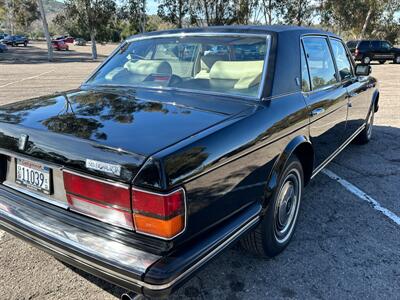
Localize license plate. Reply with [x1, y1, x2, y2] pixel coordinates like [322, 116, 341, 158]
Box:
[16, 159, 52, 194]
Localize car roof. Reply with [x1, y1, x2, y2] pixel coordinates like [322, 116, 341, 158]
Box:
[128, 25, 338, 40]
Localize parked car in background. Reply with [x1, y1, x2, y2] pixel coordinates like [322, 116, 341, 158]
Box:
[0, 33, 9, 41]
[0, 43, 8, 53]
[0, 26, 379, 298]
[350, 39, 400, 64]
[51, 39, 69, 51]
[74, 38, 87, 46]
[2, 35, 28, 47]
[56, 36, 74, 43]
[346, 40, 359, 52]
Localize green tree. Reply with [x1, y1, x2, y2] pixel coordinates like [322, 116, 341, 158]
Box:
[157, 0, 188, 28]
[55, 0, 116, 60]
[10, 0, 40, 33]
[276, 0, 315, 26]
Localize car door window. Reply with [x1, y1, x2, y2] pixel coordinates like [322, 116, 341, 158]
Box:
[381, 41, 392, 50]
[330, 39, 353, 81]
[371, 41, 380, 51]
[300, 44, 311, 92]
[302, 37, 338, 90]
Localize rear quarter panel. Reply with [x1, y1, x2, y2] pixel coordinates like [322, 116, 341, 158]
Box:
[154, 93, 310, 245]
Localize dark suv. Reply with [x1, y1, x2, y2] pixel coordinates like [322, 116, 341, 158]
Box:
[2, 35, 28, 47]
[349, 39, 400, 64]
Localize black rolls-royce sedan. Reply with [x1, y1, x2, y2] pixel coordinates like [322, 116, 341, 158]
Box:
[0, 26, 379, 298]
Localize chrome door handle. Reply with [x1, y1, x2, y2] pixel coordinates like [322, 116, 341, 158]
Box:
[310, 108, 325, 116]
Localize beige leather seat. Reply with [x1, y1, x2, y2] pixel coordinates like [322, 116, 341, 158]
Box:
[208, 60, 264, 90]
[195, 54, 229, 79]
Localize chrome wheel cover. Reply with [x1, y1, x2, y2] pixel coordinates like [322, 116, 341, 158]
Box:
[396, 56, 400, 64]
[364, 57, 371, 64]
[274, 169, 301, 244]
[367, 110, 374, 139]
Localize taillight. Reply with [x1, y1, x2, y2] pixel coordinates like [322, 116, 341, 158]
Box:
[355, 49, 359, 56]
[132, 188, 185, 239]
[63, 171, 134, 230]
[63, 170, 186, 239]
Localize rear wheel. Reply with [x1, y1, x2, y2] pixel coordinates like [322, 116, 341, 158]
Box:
[354, 109, 374, 144]
[379, 60, 385, 64]
[362, 56, 371, 64]
[23, 41, 27, 47]
[394, 56, 400, 64]
[241, 155, 303, 257]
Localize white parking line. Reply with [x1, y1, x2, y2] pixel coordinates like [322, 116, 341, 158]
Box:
[322, 169, 400, 226]
[0, 70, 55, 88]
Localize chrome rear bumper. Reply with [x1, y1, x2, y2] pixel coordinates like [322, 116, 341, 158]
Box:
[0, 184, 260, 297]
[0, 185, 160, 294]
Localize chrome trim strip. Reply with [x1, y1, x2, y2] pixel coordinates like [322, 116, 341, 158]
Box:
[2, 182, 69, 209]
[0, 190, 259, 291]
[83, 32, 272, 101]
[132, 187, 188, 241]
[311, 124, 366, 179]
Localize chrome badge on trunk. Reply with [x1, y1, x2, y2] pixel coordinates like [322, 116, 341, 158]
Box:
[85, 159, 121, 176]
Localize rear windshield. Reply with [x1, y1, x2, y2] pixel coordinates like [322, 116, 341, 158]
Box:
[86, 35, 270, 98]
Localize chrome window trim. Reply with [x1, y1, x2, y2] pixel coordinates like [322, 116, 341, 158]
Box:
[83, 32, 272, 101]
[301, 35, 341, 92]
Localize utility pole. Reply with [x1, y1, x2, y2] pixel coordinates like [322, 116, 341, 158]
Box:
[37, 0, 53, 61]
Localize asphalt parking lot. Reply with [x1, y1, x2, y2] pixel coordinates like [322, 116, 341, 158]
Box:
[0, 41, 399, 300]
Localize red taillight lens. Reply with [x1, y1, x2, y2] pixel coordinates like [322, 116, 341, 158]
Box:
[132, 189, 185, 239]
[63, 172, 130, 209]
[355, 49, 359, 55]
[63, 171, 133, 229]
[63, 171, 186, 238]
[132, 190, 184, 217]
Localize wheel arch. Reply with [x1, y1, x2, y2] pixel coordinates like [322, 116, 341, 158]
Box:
[263, 135, 314, 210]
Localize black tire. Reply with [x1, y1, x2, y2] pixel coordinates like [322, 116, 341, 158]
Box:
[241, 155, 304, 257]
[394, 55, 400, 64]
[362, 56, 371, 64]
[23, 41, 27, 47]
[379, 60, 385, 64]
[354, 108, 374, 145]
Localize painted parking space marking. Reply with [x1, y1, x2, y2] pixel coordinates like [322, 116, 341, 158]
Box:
[323, 169, 400, 226]
[0, 70, 55, 88]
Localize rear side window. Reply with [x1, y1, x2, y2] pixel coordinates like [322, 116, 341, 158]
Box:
[302, 37, 338, 90]
[371, 41, 380, 50]
[358, 41, 370, 50]
[330, 39, 353, 81]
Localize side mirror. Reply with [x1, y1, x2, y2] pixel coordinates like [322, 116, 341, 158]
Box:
[355, 64, 371, 76]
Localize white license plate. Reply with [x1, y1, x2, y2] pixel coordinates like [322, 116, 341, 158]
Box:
[16, 159, 52, 194]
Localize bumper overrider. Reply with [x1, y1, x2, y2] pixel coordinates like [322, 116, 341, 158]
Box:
[0, 185, 260, 298]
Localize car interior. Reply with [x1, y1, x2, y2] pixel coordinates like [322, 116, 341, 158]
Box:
[92, 36, 268, 97]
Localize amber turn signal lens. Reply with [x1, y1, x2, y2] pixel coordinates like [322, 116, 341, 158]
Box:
[133, 214, 184, 238]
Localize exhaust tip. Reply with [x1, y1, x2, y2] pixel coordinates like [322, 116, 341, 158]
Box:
[121, 293, 144, 300]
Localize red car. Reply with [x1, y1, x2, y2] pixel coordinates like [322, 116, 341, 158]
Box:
[52, 40, 69, 51]
[56, 36, 74, 43]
